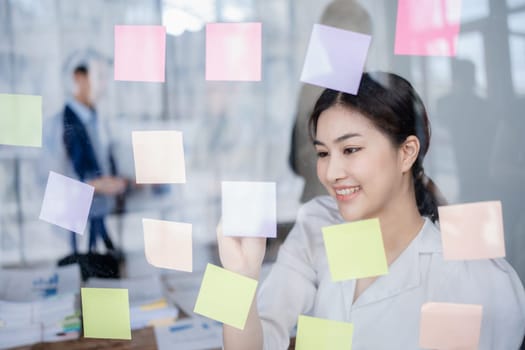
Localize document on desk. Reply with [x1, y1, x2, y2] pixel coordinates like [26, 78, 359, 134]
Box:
[154, 317, 222, 350]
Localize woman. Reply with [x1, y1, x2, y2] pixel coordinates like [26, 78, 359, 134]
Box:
[217, 72, 525, 349]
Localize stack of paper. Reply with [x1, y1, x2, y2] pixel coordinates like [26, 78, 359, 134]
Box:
[0, 265, 82, 348]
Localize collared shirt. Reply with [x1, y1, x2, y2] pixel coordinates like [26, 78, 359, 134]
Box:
[66, 98, 111, 176]
[258, 196, 525, 349]
[65, 99, 113, 218]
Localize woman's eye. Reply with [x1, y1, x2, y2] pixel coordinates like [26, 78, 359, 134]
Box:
[316, 151, 328, 158]
[344, 147, 361, 155]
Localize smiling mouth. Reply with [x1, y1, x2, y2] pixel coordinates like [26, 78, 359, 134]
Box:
[334, 186, 361, 200]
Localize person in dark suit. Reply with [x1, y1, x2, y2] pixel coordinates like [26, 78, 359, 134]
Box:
[63, 64, 127, 254]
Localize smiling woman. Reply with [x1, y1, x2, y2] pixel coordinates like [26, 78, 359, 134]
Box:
[217, 71, 525, 350]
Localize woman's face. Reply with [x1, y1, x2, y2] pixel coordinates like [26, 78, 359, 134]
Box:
[315, 105, 406, 222]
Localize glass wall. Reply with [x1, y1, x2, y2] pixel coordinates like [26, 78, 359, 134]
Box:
[0, 0, 524, 283]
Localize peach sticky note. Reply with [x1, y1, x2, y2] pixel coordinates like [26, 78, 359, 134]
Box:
[206, 22, 262, 81]
[295, 315, 354, 350]
[81, 288, 131, 340]
[131, 130, 186, 184]
[142, 218, 192, 272]
[114, 25, 166, 82]
[0, 93, 42, 147]
[322, 218, 388, 281]
[39, 171, 94, 235]
[438, 201, 506, 260]
[419, 302, 482, 349]
[193, 264, 258, 330]
[394, 0, 462, 56]
[300, 24, 371, 95]
[221, 181, 277, 238]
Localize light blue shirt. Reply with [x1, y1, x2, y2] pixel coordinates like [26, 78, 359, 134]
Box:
[259, 196, 525, 349]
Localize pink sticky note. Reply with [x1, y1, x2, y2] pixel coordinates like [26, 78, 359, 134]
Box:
[39, 171, 94, 234]
[419, 302, 483, 350]
[394, 0, 462, 56]
[300, 24, 371, 95]
[131, 130, 186, 184]
[114, 25, 166, 82]
[206, 23, 262, 81]
[221, 181, 276, 238]
[438, 201, 505, 260]
[142, 218, 193, 272]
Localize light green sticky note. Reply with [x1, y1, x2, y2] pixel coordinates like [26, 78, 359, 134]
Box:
[81, 288, 131, 340]
[296, 315, 354, 350]
[193, 263, 258, 330]
[322, 218, 388, 281]
[0, 93, 42, 147]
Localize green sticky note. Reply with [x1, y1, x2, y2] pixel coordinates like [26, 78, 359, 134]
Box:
[296, 315, 354, 350]
[193, 263, 258, 330]
[81, 288, 131, 340]
[322, 218, 388, 281]
[0, 93, 42, 147]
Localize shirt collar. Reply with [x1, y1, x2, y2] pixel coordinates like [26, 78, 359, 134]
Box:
[67, 98, 96, 125]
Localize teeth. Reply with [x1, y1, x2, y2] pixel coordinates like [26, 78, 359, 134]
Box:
[335, 187, 359, 195]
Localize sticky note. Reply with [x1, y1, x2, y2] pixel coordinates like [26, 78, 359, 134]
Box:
[438, 201, 505, 260]
[0, 93, 42, 147]
[419, 302, 482, 349]
[322, 218, 388, 281]
[81, 288, 131, 340]
[300, 24, 371, 95]
[206, 22, 262, 81]
[296, 315, 354, 350]
[193, 264, 257, 330]
[142, 218, 193, 272]
[131, 130, 186, 184]
[114, 25, 166, 82]
[221, 181, 276, 238]
[394, 0, 462, 56]
[39, 171, 94, 234]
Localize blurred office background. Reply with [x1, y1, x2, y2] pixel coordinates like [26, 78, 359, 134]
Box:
[0, 0, 524, 283]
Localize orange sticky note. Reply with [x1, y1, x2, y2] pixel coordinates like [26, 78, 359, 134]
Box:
[131, 130, 186, 184]
[419, 302, 482, 350]
[114, 25, 166, 82]
[142, 218, 192, 272]
[395, 0, 462, 56]
[206, 22, 262, 81]
[438, 201, 505, 260]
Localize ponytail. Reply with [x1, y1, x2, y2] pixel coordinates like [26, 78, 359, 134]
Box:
[412, 162, 447, 223]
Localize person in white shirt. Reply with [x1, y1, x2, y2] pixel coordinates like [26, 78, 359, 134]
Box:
[217, 72, 525, 349]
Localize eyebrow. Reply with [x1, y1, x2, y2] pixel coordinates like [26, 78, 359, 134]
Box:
[313, 132, 362, 146]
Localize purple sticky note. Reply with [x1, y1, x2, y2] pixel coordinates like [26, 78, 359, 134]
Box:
[394, 0, 462, 56]
[221, 181, 276, 238]
[300, 24, 371, 95]
[114, 25, 166, 82]
[206, 23, 262, 81]
[39, 171, 94, 235]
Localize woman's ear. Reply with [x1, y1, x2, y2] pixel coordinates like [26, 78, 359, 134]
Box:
[399, 135, 420, 173]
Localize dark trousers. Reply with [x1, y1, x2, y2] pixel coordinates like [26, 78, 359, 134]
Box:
[70, 217, 114, 253]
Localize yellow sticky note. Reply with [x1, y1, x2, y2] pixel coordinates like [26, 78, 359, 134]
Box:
[81, 288, 131, 340]
[193, 264, 257, 330]
[296, 315, 353, 350]
[322, 218, 388, 281]
[0, 93, 42, 147]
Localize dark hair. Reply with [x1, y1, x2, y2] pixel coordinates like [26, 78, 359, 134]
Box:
[308, 71, 446, 222]
[73, 64, 88, 76]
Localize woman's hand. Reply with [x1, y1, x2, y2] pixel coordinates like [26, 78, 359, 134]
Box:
[216, 221, 267, 280]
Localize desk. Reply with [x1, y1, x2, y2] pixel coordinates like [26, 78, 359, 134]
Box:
[11, 327, 296, 349]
